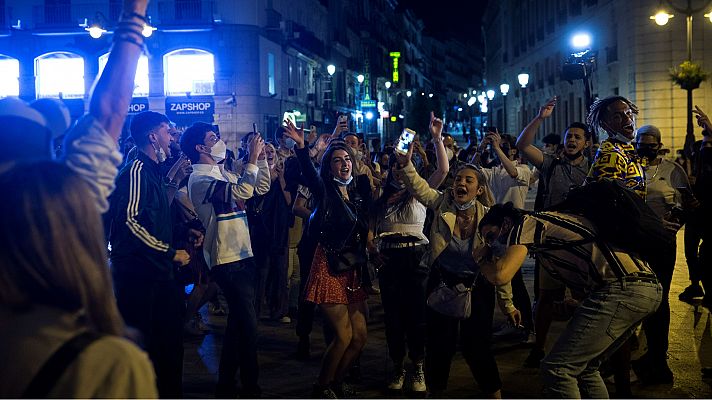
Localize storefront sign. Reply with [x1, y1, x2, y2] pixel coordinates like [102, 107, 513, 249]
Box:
[165, 96, 215, 126]
[128, 97, 149, 114]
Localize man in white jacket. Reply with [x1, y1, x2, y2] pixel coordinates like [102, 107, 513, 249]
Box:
[181, 122, 270, 398]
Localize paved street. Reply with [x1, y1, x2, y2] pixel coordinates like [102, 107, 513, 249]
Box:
[182, 229, 712, 398]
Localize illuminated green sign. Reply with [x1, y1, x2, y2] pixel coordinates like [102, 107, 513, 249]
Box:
[390, 52, 401, 83]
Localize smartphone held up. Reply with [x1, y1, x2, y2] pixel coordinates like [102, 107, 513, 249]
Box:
[396, 128, 416, 155]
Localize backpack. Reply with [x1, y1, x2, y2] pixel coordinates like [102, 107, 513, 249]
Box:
[545, 179, 675, 267]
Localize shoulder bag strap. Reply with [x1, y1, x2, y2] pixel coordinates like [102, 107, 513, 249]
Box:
[22, 331, 104, 398]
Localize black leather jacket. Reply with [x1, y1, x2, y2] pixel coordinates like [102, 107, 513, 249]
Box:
[294, 146, 371, 253]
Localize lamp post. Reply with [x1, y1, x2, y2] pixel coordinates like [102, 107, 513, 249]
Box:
[500, 83, 510, 132]
[518, 72, 530, 127]
[650, 0, 712, 146]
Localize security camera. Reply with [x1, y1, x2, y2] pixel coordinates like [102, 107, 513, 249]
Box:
[224, 92, 237, 105]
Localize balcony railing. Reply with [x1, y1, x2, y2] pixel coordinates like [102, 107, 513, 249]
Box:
[155, 0, 214, 25]
[30, 1, 214, 29]
[32, 3, 122, 28]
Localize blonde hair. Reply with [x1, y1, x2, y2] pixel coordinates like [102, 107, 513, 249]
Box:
[455, 164, 494, 206]
[0, 162, 124, 335]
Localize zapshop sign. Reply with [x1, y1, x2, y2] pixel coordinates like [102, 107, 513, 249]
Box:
[165, 97, 215, 125]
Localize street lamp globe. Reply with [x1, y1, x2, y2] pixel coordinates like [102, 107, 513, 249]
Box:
[357, 74, 364, 83]
[327, 64, 336, 76]
[142, 24, 157, 37]
[500, 83, 510, 96]
[467, 97, 476, 107]
[650, 11, 674, 26]
[463, 93, 468, 98]
[385, 81, 392, 89]
[457, 107, 463, 112]
[86, 25, 106, 39]
[486, 89, 495, 101]
[518, 72, 530, 88]
[365, 111, 374, 120]
[428, 93, 433, 98]
[705, 12, 712, 23]
[406, 90, 412, 97]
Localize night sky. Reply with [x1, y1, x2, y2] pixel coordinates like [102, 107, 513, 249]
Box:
[398, 0, 489, 44]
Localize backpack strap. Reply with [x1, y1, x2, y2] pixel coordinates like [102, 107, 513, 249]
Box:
[22, 331, 104, 398]
[527, 212, 627, 279]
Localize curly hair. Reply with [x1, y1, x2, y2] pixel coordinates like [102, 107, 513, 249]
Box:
[586, 96, 639, 137]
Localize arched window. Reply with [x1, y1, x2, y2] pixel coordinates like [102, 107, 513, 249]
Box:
[0, 55, 19, 98]
[35, 52, 85, 98]
[163, 49, 214, 96]
[99, 53, 149, 97]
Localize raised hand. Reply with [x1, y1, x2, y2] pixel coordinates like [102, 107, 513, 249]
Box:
[306, 125, 318, 144]
[247, 133, 265, 164]
[332, 115, 348, 137]
[283, 119, 305, 149]
[430, 111, 444, 140]
[487, 132, 502, 148]
[394, 141, 414, 167]
[537, 97, 557, 120]
[693, 105, 711, 133]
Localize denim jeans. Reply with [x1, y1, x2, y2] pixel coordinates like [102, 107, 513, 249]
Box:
[541, 278, 662, 398]
[211, 259, 260, 395]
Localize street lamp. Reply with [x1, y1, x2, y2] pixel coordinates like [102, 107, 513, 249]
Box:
[406, 90, 412, 97]
[518, 72, 530, 126]
[357, 74, 364, 83]
[327, 64, 336, 76]
[650, 0, 712, 145]
[385, 81, 392, 89]
[571, 33, 592, 49]
[500, 83, 510, 132]
[486, 89, 495, 101]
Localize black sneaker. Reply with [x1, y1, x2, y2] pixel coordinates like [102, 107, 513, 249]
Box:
[632, 358, 674, 385]
[524, 347, 545, 368]
[679, 284, 705, 302]
[312, 384, 338, 399]
[330, 381, 356, 398]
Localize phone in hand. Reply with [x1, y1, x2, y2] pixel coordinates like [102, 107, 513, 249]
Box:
[396, 128, 416, 155]
[282, 111, 296, 127]
[252, 123, 257, 134]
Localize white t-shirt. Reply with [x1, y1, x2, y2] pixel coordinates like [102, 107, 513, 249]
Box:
[481, 161, 533, 208]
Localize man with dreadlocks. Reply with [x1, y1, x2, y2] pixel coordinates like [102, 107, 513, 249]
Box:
[585, 95, 674, 387]
[585, 96, 645, 197]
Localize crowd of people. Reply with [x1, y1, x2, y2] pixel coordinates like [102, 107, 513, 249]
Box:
[1, 1, 712, 398]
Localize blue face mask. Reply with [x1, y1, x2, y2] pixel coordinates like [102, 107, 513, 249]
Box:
[333, 176, 353, 186]
[285, 138, 296, 149]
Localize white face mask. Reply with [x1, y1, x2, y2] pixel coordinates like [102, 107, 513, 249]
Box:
[445, 147, 454, 161]
[210, 139, 227, 163]
[454, 198, 476, 211]
[152, 142, 167, 163]
[333, 176, 353, 186]
[285, 138, 296, 150]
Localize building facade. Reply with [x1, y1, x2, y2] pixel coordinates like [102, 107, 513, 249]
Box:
[484, 0, 712, 152]
[0, 0, 483, 150]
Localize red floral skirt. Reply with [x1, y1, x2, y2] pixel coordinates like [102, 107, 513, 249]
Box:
[304, 245, 368, 305]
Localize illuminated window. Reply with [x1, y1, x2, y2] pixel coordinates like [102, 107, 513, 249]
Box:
[268, 53, 275, 95]
[163, 49, 214, 96]
[0, 55, 19, 98]
[35, 52, 85, 98]
[99, 53, 149, 97]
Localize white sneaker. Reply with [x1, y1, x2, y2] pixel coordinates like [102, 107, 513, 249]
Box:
[279, 316, 292, 324]
[387, 368, 406, 391]
[411, 362, 427, 393]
